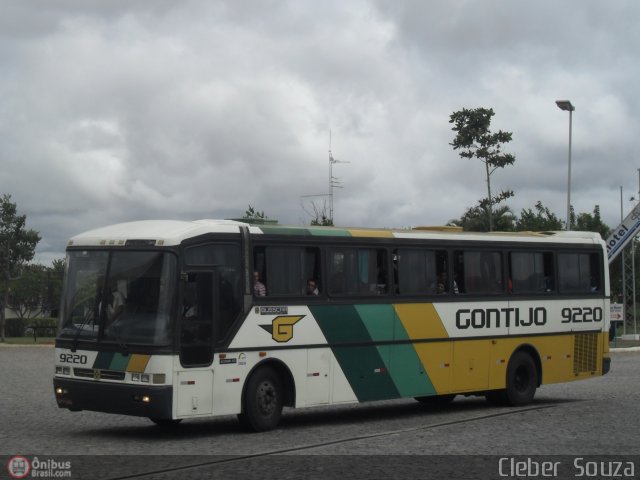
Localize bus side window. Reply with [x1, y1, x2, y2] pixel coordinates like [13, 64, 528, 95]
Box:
[509, 252, 555, 294]
[558, 252, 601, 293]
[328, 248, 387, 296]
[455, 250, 502, 294]
[257, 246, 321, 296]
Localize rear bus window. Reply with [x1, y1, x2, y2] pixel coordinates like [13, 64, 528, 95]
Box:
[558, 252, 601, 293]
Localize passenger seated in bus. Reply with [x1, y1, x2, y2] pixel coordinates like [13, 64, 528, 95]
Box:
[107, 280, 126, 320]
[306, 278, 319, 296]
[253, 271, 266, 296]
[432, 272, 459, 294]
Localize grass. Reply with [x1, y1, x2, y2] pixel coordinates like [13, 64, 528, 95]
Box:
[1, 336, 55, 345]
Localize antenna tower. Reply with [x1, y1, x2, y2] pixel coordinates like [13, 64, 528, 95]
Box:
[328, 130, 349, 222]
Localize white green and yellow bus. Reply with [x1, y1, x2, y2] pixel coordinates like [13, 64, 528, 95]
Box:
[54, 220, 611, 431]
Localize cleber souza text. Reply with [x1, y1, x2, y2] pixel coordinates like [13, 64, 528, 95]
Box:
[498, 457, 635, 478]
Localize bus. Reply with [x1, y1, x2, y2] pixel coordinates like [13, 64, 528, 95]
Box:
[53, 220, 611, 431]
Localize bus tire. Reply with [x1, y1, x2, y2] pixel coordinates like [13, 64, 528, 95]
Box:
[415, 394, 456, 406]
[238, 366, 283, 432]
[504, 350, 537, 406]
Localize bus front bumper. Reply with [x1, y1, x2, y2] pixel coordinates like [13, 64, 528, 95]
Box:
[53, 377, 173, 419]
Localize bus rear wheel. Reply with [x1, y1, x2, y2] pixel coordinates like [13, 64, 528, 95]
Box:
[238, 366, 283, 432]
[488, 351, 537, 406]
[507, 351, 537, 406]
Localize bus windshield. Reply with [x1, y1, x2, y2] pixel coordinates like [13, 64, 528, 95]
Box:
[58, 250, 177, 346]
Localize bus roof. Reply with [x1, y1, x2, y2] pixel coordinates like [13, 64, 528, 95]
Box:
[67, 219, 604, 248]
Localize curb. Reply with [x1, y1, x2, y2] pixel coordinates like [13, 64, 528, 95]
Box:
[610, 346, 640, 353]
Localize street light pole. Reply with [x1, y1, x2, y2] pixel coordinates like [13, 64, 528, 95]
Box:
[556, 100, 575, 231]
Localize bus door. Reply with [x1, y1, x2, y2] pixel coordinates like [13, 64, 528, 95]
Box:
[176, 271, 219, 417]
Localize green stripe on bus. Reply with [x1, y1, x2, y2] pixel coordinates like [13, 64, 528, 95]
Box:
[109, 353, 130, 372]
[260, 226, 352, 237]
[355, 304, 436, 397]
[260, 226, 312, 236]
[93, 352, 113, 370]
[309, 228, 351, 236]
[311, 305, 400, 402]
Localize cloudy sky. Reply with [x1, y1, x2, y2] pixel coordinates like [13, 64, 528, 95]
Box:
[2, 0, 639, 263]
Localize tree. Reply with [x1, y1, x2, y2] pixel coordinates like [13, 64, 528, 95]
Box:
[47, 259, 65, 317]
[0, 194, 41, 341]
[573, 205, 611, 239]
[243, 205, 267, 221]
[303, 199, 334, 226]
[7, 264, 48, 320]
[516, 201, 563, 231]
[7, 260, 64, 320]
[449, 108, 516, 232]
[449, 203, 515, 232]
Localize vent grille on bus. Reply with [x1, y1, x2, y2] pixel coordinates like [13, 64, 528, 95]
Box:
[573, 333, 598, 374]
[74, 368, 126, 381]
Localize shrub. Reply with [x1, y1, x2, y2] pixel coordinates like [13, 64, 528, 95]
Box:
[5, 318, 28, 337]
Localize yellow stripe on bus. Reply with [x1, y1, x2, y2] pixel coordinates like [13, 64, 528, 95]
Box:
[127, 354, 151, 373]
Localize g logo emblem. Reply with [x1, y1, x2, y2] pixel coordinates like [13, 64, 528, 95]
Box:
[260, 315, 305, 343]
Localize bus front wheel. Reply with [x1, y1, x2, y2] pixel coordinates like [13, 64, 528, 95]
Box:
[238, 366, 283, 432]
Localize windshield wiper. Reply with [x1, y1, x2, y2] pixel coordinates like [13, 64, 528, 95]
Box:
[108, 318, 130, 355]
[71, 311, 95, 353]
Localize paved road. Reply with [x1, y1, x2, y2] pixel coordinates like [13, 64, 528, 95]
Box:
[1, 346, 638, 479]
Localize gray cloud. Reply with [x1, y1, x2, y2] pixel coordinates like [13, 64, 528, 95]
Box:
[0, 0, 637, 264]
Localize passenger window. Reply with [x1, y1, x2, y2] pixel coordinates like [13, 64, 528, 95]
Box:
[454, 250, 503, 294]
[509, 252, 554, 293]
[328, 248, 387, 295]
[253, 246, 321, 296]
[395, 249, 447, 295]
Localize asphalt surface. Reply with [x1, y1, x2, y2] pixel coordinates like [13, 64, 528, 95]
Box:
[1, 346, 638, 479]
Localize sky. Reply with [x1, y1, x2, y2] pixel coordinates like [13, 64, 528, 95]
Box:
[1, 0, 639, 264]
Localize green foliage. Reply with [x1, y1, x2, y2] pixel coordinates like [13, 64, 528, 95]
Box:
[0, 194, 41, 341]
[311, 215, 334, 226]
[4, 318, 27, 336]
[28, 317, 58, 328]
[451, 201, 612, 237]
[449, 107, 516, 231]
[450, 204, 515, 232]
[4, 317, 56, 338]
[516, 201, 563, 231]
[449, 108, 516, 168]
[572, 205, 611, 239]
[8, 263, 52, 319]
[243, 205, 267, 220]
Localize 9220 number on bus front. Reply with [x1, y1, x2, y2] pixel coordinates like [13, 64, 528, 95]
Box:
[561, 307, 603, 323]
[59, 353, 88, 364]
